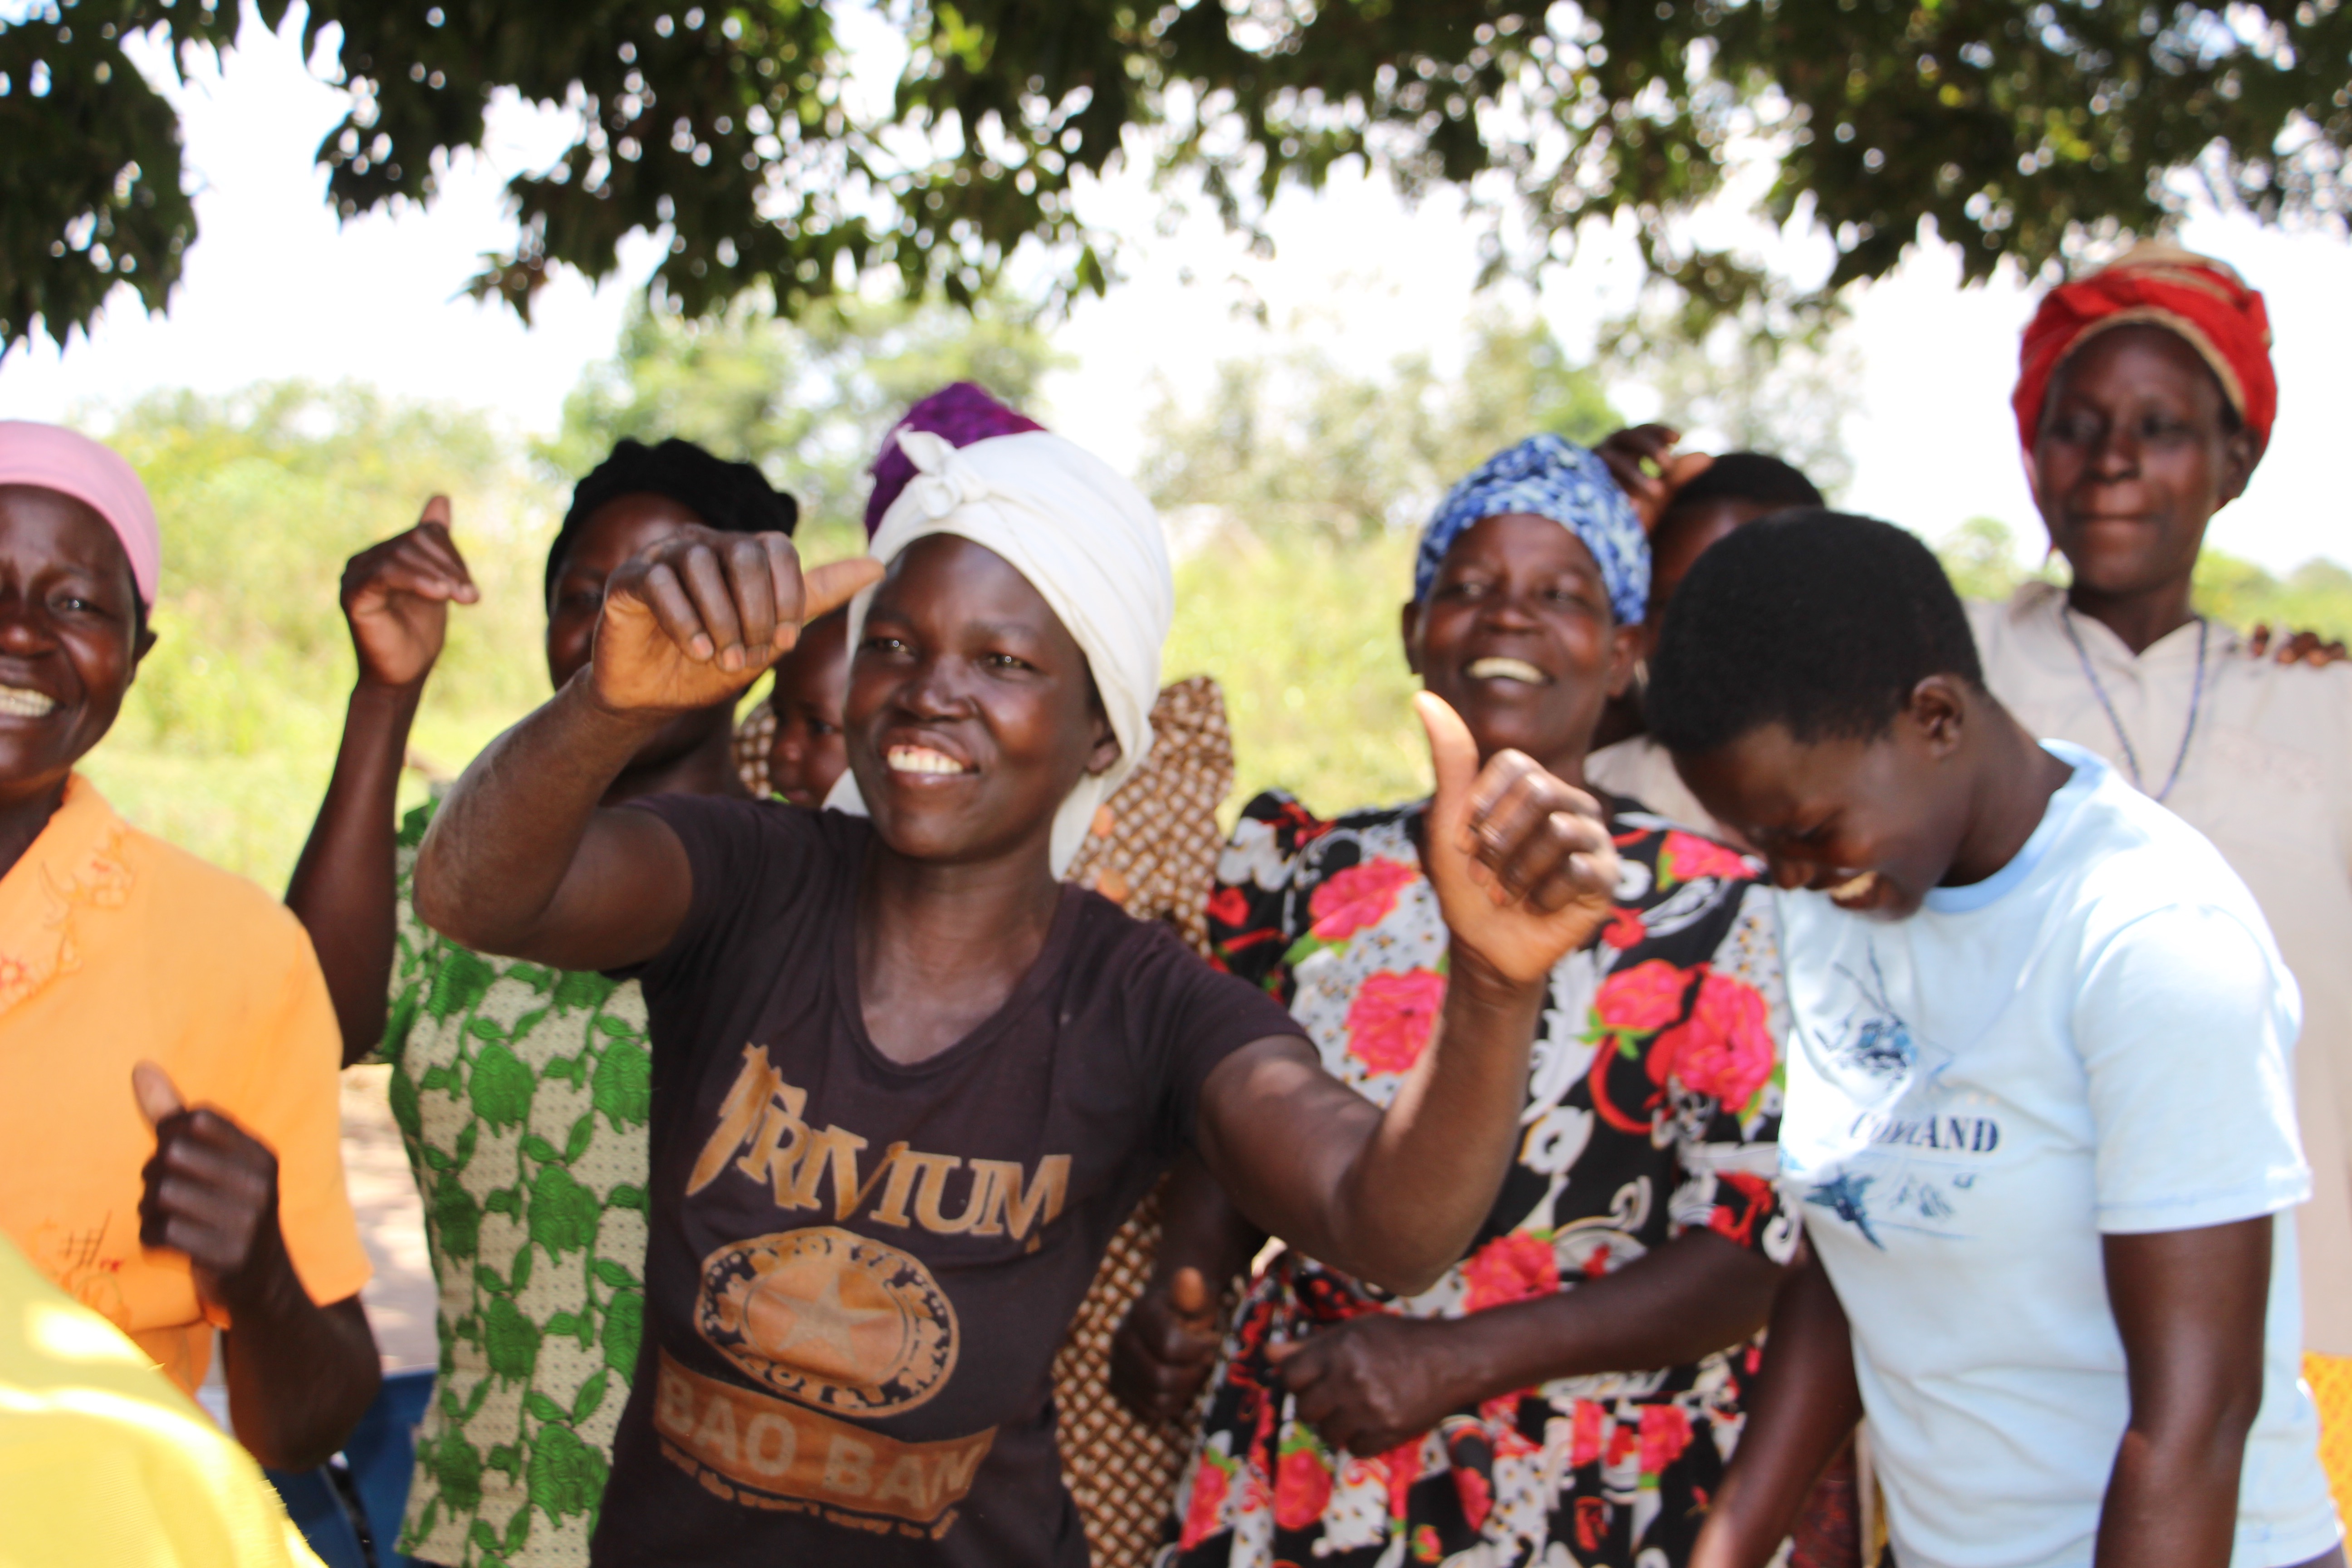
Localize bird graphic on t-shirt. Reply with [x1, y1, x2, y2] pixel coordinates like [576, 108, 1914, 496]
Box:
[1806, 1172, 1885, 1250]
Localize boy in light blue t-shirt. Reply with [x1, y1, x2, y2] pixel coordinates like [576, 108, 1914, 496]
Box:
[1647, 511, 2341, 1568]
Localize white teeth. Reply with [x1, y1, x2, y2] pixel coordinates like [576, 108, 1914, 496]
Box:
[886, 745, 969, 776]
[0, 686, 56, 718]
[1467, 657, 1549, 686]
[1827, 871, 1879, 902]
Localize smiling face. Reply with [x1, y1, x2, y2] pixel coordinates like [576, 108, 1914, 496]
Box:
[1402, 512, 1639, 778]
[2029, 324, 2260, 601]
[546, 491, 735, 768]
[1673, 680, 1979, 921]
[846, 534, 1117, 866]
[766, 608, 848, 808]
[0, 485, 153, 806]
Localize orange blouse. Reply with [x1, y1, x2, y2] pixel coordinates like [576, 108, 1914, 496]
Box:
[0, 774, 370, 1392]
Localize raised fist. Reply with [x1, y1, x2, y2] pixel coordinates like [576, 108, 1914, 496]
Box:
[341, 497, 478, 691]
[1595, 424, 1715, 532]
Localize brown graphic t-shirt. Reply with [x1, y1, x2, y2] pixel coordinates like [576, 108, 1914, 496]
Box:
[590, 800, 1301, 1566]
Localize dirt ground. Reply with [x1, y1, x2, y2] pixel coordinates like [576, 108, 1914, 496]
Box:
[342, 1064, 435, 1370]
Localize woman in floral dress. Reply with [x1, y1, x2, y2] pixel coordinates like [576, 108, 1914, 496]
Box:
[1130, 436, 1797, 1568]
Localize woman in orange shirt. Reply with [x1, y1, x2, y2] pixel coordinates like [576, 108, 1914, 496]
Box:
[0, 421, 377, 1471]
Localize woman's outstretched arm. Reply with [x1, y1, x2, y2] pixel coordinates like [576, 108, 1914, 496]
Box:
[1264, 1229, 1784, 1455]
[1687, 1246, 1865, 1568]
[1195, 695, 1620, 1297]
[413, 528, 878, 969]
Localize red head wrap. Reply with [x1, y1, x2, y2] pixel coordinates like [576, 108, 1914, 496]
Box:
[2011, 242, 2274, 452]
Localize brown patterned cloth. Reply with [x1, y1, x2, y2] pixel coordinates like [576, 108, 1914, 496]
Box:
[1055, 675, 1235, 1568]
[723, 674, 1234, 1566]
[1062, 675, 1233, 953]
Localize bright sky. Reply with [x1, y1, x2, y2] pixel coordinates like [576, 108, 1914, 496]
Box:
[3, 7, 2347, 574]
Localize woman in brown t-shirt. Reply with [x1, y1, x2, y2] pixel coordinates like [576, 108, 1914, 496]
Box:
[412, 427, 1619, 1567]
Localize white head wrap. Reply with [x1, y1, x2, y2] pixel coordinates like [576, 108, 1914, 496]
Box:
[823, 427, 1173, 875]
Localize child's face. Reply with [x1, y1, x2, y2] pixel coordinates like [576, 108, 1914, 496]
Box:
[766, 610, 850, 808]
[1674, 688, 1974, 921]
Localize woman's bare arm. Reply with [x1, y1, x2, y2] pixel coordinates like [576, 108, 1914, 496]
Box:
[1688, 1246, 1865, 1568]
[1196, 696, 1620, 1296]
[413, 529, 878, 968]
[286, 506, 475, 1063]
[2095, 1218, 2272, 1568]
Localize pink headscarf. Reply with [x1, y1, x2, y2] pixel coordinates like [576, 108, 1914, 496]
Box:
[0, 421, 162, 606]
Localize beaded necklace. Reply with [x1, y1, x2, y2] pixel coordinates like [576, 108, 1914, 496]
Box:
[2058, 605, 2208, 802]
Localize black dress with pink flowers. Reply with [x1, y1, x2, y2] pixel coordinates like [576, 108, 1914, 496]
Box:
[1164, 791, 1794, 1568]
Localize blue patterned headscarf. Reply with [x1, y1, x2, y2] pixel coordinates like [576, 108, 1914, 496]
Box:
[1413, 434, 1650, 624]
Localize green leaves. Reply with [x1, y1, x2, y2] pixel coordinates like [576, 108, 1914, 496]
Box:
[572, 1369, 609, 1425]
[0, 9, 199, 355]
[387, 1066, 422, 1141]
[525, 1423, 608, 1525]
[426, 1428, 485, 1513]
[601, 1290, 642, 1376]
[426, 948, 498, 1023]
[482, 1296, 543, 1384]
[469, 1041, 536, 1132]
[22, 0, 2352, 352]
[431, 1178, 482, 1260]
[527, 1164, 601, 1259]
[551, 969, 616, 1014]
[592, 1038, 651, 1131]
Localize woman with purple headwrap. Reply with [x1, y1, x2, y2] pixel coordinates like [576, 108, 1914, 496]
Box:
[737, 385, 1045, 806]
[1122, 436, 1798, 1568]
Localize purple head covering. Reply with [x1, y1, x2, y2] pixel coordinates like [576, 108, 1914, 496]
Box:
[863, 382, 1045, 537]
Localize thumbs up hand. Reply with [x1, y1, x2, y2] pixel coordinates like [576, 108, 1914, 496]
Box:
[1110, 1264, 1227, 1424]
[135, 1062, 287, 1316]
[1418, 692, 1620, 985]
[591, 528, 884, 717]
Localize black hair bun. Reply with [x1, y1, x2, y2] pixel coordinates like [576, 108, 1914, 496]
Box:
[546, 437, 799, 600]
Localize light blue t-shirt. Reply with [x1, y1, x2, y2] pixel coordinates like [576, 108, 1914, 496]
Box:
[1778, 742, 2339, 1568]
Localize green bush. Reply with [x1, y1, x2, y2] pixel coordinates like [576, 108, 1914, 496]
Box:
[79, 383, 559, 885]
[71, 376, 2352, 898]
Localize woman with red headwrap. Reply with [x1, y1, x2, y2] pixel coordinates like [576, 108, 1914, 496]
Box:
[1975, 242, 2352, 1510]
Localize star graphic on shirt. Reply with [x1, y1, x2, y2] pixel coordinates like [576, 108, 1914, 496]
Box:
[765, 1267, 898, 1367]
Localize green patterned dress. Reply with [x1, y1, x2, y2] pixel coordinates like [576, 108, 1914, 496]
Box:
[379, 802, 652, 1568]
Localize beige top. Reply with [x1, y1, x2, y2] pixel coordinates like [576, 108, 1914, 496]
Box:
[1971, 582, 2352, 1355]
[1587, 733, 1736, 841]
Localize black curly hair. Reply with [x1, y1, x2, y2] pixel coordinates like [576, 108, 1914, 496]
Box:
[545, 437, 797, 604]
[1661, 452, 1824, 520]
[1646, 509, 1982, 755]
